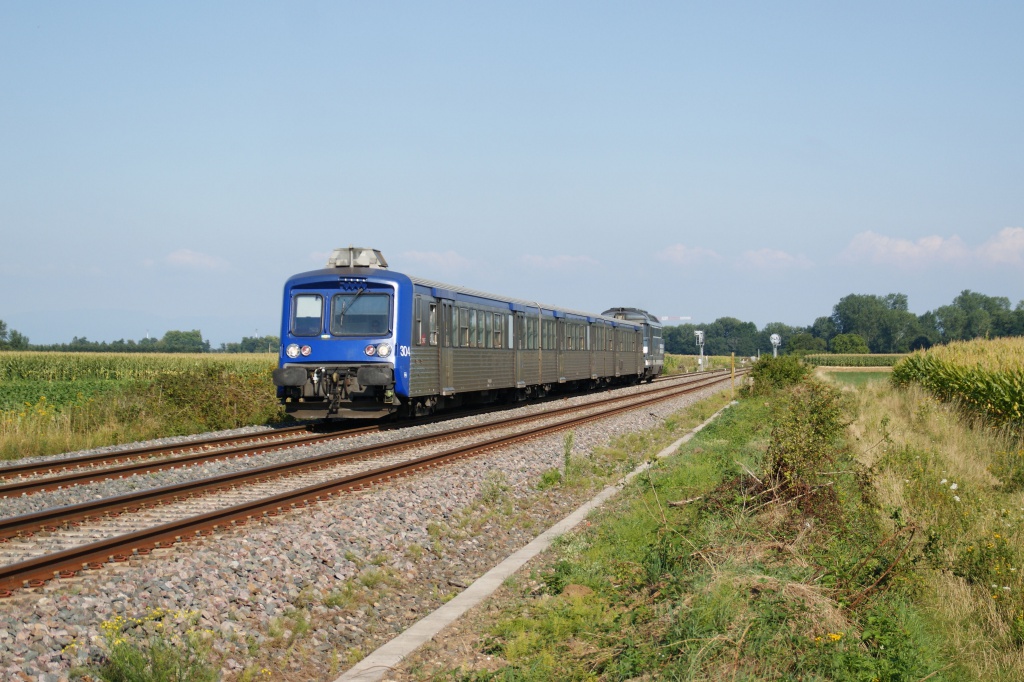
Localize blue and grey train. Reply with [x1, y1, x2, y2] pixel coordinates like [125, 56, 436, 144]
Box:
[272, 247, 664, 420]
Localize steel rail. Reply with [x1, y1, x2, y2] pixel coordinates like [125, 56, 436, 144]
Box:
[0, 371, 741, 593]
[0, 427, 365, 497]
[0, 371, 724, 497]
[0, 424, 315, 480]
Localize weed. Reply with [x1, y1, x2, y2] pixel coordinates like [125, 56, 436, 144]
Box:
[293, 586, 318, 608]
[324, 582, 360, 609]
[404, 543, 425, 562]
[481, 470, 510, 505]
[562, 430, 575, 478]
[535, 467, 562, 490]
[83, 608, 217, 682]
[764, 380, 848, 520]
[358, 567, 388, 589]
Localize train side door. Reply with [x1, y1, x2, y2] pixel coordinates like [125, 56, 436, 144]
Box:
[514, 311, 525, 387]
[557, 319, 566, 382]
[441, 300, 455, 394]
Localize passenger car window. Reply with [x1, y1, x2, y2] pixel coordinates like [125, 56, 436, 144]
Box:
[459, 308, 470, 347]
[292, 294, 323, 337]
[428, 303, 438, 346]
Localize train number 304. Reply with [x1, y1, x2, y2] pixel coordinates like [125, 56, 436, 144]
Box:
[398, 346, 411, 357]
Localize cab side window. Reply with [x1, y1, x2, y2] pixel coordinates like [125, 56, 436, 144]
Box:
[292, 294, 323, 337]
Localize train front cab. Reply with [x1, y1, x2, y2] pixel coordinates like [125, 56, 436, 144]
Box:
[273, 249, 411, 420]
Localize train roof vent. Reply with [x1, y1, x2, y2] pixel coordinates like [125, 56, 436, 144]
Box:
[326, 247, 388, 269]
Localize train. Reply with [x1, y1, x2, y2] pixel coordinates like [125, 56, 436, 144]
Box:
[272, 247, 665, 420]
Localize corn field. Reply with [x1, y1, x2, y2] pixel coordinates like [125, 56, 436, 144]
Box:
[803, 354, 906, 367]
[0, 351, 284, 459]
[0, 351, 276, 381]
[891, 338, 1024, 430]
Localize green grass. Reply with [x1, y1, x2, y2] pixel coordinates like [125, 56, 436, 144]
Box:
[430, 379, 983, 680]
[819, 370, 892, 388]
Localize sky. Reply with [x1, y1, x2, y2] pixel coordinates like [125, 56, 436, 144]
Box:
[2, 2, 1022, 346]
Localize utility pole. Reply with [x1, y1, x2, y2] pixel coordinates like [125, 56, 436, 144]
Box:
[695, 330, 705, 371]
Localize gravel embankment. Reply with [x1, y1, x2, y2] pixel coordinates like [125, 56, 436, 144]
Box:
[0, 380, 730, 681]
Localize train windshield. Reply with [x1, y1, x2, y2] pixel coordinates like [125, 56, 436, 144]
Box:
[330, 293, 391, 336]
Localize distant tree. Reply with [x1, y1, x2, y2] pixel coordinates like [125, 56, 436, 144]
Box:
[1013, 300, 1024, 337]
[218, 335, 280, 353]
[914, 311, 942, 347]
[664, 323, 699, 355]
[704, 317, 759, 357]
[885, 293, 909, 311]
[909, 335, 932, 351]
[811, 316, 838, 342]
[786, 333, 827, 355]
[0, 319, 28, 350]
[830, 333, 870, 354]
[159, 330, 210, 353]
[832, 293, 917, 353]
[7, 330, 29, 350]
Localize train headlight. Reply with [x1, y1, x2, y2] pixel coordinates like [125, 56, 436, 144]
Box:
[300, 345, 312, 357]
[364, 344, 377, 356]
[286, 344, 300, 359]
[375, 342, 392, 358]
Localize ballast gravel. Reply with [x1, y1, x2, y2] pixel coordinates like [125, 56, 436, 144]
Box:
[0, 380, 731, 681]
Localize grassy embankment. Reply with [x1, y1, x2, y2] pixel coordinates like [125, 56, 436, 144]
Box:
[0, 351, 284, 460]
[413, 351, 1024, 681]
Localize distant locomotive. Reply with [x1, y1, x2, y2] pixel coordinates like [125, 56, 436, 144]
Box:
[272, 247, 664, 420]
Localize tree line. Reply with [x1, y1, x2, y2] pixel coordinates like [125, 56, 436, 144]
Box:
[665, 289, 1024, 356]
[0, 322, 279, 354]
[4, 287, 1021, 356]
[0, 319, 29, 350]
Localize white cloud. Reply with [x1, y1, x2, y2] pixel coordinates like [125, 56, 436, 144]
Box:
[736, 248, 813, 270]
[519, 254, 600, 269]
[976, 227, 1024, 265]
[842, 231, 970, 266]
[842, 228, 1024, 268]
[656, 243, 721, 265]
[165, 249, 229, 270]
[398, 250, 474, 271]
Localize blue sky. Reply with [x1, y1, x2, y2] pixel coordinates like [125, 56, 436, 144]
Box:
[2, 2, 1022, 345]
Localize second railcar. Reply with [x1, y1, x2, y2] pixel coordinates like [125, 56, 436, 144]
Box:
[601, 307, 665, 381]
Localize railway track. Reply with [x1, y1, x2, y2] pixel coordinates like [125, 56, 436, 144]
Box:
[0, 369, 743, 595]
[0, 370, 721, 497]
